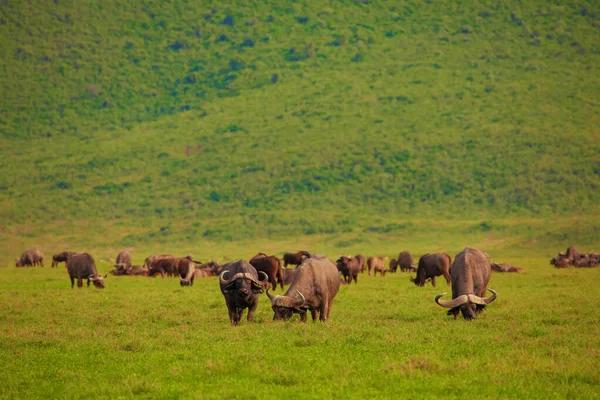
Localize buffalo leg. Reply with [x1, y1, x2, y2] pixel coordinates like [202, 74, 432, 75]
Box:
[70, 276, 75, 288]
[310, 309, 318, 322]
[300, 311, 307, 323]
[353, 275, 358, 284]
[247, 300, 258, 322]
[443, 271, 451, 285]
[431, 276, 436, 287]
[319, 302, 328, 322]
[77, 278, 83, 288]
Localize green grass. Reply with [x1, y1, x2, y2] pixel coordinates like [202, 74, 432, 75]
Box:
[1, 252, 599, 399]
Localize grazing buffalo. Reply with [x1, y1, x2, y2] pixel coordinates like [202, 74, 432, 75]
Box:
[67, 253, 106, 289]
[283, 252, 304, 268]
[398, 251, 416, 272]
[249, 252, 284, 291]
[411, 253, 451, 287]
[32, 250, 44, 267]
[16, 250, 35, 267]
[195, 261, 222, 276]
[52, 251, 76, 268]
[116, 250, 132, 269]
[367, 256, 387, 276]
[435, 248, 497, 320]
[336, 256, 360, 284]
[355, 254, 366, 273]
[219, 260, 268, 325]
[491, 263, 523, 273]
[178, 258, 197, 286]
[566, 246, 579, 262]
[267, 254, 340, 322]
[388, 258, 398, 273]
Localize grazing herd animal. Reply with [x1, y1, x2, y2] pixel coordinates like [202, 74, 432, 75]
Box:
[551, 246, 599, 268]
[267, 253, 340, 322]
[435, 248, 497, 320]
[29, 243, 600, 324]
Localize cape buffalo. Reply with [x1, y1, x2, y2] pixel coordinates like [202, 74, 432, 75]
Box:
[219, 260, 268, 325]
[144, 255, 176, 277]
[249, 252, 284, 291]
[32, 250, 44, 267]
[566, 246, 579, 262]
[435, 248, 497, 320]
[52, 251, 76, 268]
[388, 258, 398, 273]
[336, 256, 360, 284]
[195, 261, 222, 276]
[67, 253, 106, 289]
[283, 252, 303, 268]
[194, 268, 212, 279]
[178, 258, 197, 286]
[116, 250, 132, 269]
[110, 265, 148, 276]
[411, 253, 451, 287]
[267, 254, 340, 322]
[491, 263, 523, 273]
[367, 256, 387, 276]
[398, 251, 416, 272]
[355, 254, 366, 273]
[16, 250, 35, 267]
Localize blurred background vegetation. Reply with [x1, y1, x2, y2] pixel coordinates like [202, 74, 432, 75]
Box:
[1, 0, 598, 261]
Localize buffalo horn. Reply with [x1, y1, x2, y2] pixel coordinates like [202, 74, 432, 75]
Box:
[435, 293, 468, 308]
[295, 289, 306, 308]
[467, 288, 497, 305]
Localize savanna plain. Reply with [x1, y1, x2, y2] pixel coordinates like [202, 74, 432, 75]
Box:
[1, 0, 599, 398]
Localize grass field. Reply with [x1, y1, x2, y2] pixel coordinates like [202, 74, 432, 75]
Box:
[1, 248, 599, 399]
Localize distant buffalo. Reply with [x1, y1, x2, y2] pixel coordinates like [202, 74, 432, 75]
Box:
[411, 253, 451, 287]
[178, 258, 197, 286]
[249, 253, 284, 291]
[52, 251, 76, 268]
[491, 263, 522, 273]
[195, 261, 222, 276]
[566, 246, 579, 262]
[267, 253, 340, 322]
[355, 254, 366, 273]
[16, 250, 35, 267]
[435, 248, 497, 320]
[116, 250, 132, 269]
[283, 251, 306, 268]
[219, 260, 268, 325]
[144, 255, 176, 277]
[388, 258, 398, 273]
[336, 256, 360, 284]
[367, 256, 387, 276]
[398, 251, 416, 272]
[67, 253, 106, 289]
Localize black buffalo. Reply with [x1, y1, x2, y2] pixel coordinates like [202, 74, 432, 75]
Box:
[219, 260, 268, 325]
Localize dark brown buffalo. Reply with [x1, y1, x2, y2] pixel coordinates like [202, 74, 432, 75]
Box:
[551, 255, 571, 268]
[16, 250, 35, 267]
[145, 255, 176, 277]
[283, 252, 303, 268]
[355, 254, 366, 273]
[435, 248, 497, 320]
[575, 257, 598, 268]
[491, 263, 523, 273]
[398, 251, 416, 272]
[388, 258, 398, 273]
[67, 253, 106, 289]
[178, 258, 197, 286]
[111, 265, 148, 276]
[336, 256, 360, 284]
[219, 260, 268, 325]
[411, 253, 451, 287]
[367, 256, 387, 276]
[116, 250, 132, 269]
[52, 251, 76, 268]
[566, 246, 579, 262]
[267, 254, 340, 322]
[249, 253, 284, 291]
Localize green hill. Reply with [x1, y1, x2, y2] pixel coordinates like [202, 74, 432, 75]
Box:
[1, 1, 599, 258]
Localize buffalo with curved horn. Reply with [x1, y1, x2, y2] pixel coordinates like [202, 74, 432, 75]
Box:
[218, 260, 269, 325]
[434, 248, 497, 320]
[267, 253, 340, 322]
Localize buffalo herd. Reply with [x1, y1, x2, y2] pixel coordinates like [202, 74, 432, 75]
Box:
[14, 244, 596, 324]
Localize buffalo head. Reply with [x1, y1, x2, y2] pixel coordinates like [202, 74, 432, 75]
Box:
[90, 274, 107, 289]
[219, 270, 268, 298]
[435, 289, 497, 320]
[266, 288, 306, 321]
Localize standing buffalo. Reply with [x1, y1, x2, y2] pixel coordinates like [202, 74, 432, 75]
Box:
[52, 251, 76, 268]
[67, 253, 106, 289]
[249, 253, 284, 291]
[411, 253, 451, 287]
[388, 258, 398, 273]
[283, 252, 304, 268]
[144, 255, 177, 277]
[267, 254, 340, 322]
[367, 256, 387, 276]
[32, 250, 44, 267]
[435, 248, 497, 320]
[336, 256, 360, 284]
[116, 250, 132, 269]
[178, 258, 197, 286]
[398, 251, 416, 272]
[219, 260, 268, 325]
[355, 254, 366, 273]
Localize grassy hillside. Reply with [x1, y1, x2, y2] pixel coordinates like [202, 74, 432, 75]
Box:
[1, 1, 599, 258]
